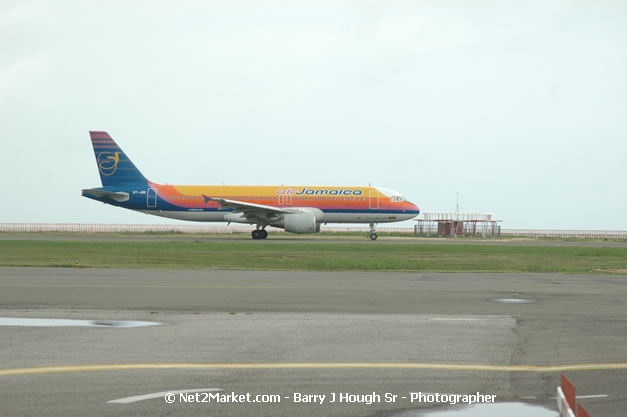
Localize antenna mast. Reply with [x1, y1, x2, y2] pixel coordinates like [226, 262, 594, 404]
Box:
[456, 192, 459, 214]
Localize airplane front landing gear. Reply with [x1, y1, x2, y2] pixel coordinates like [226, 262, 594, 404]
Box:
[369, 223, 378, 241]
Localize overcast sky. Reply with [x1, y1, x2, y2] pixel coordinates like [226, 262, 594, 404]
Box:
[1, 0, 626, 229]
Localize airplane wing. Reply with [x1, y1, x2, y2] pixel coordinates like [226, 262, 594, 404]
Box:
[202, 195, 294, 223]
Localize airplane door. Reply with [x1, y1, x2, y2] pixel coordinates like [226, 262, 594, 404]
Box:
[278, 194, 292, 205]
[369, 190, 379, 209]
[147, 188, 157, 208]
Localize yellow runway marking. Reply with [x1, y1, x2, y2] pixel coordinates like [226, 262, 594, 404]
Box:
[2, 362, 627, 376]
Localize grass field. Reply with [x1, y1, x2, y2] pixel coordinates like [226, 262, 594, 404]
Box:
[0, 238, 626, 274]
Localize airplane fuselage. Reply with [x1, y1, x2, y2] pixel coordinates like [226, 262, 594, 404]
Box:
[84, 182, 419, 224]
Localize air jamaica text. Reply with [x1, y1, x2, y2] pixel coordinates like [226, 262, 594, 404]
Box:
[277, 188, 364, 196]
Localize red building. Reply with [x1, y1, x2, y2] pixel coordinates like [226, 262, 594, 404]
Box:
[415, 213, 502, 237]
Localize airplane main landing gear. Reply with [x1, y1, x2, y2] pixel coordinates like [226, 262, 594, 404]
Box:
[369, 223, 378, 241]
[251, 229, 268, 240]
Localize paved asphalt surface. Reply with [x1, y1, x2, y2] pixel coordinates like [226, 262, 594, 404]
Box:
[1, 267, 626, 416]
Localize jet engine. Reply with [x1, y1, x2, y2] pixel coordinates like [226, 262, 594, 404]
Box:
[280, 212, 318, 233]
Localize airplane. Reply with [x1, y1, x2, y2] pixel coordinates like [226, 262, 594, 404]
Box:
[82, 131, 420, 240]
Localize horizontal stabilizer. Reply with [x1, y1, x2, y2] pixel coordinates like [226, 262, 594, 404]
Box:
[82, 188, 130, 202]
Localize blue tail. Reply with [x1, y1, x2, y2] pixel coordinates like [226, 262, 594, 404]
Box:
[89, 131, 147, 186]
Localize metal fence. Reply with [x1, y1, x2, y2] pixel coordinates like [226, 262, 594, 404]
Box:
[500, 229, 627, 239]
[0, 223, 413, 234]
[415, 225, 626, 239]
[0, 223, 267, 234]
[0, 223, 625, 239]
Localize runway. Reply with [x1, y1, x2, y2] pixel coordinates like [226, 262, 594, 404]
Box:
[1, 267, 626, 416]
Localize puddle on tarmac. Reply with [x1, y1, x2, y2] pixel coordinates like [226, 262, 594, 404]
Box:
[393, 402, 557, 417]
[0, 317, 160, 328]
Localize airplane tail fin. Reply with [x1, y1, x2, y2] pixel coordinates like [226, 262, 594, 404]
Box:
[89, 131, 147, 186]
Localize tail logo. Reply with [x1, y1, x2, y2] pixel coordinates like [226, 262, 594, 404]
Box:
[97, 152, 121, 176]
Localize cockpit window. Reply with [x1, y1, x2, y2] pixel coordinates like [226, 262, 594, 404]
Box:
[390, 196, 407, 202]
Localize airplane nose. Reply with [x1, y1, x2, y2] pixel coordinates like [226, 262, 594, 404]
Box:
[404, 202, 420, 216]
[409, 202, 420, 214]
